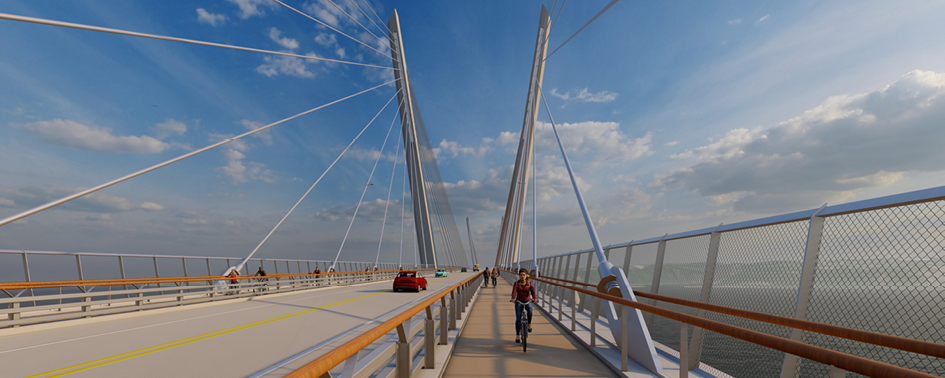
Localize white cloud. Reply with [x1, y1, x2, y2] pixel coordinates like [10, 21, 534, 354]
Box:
[576, 88, 618, 103]
[210, 134, 276, 183]
[336, 48, 346, 59]
[20, 119, 170, 154]
[315, 33, 338, 47]
[533, 121, 653, 165]
[664, 141, 678, 146]
[433, 139, 491, 158]
[548, 88, 618, 103]
[256, 53, 318, 78]
[315, 198, 405, 223]
[496, 131, 519, 145]
[140, 202, 164, 211]
[652, 70, 945, 213]
[728, 19, 742, 25]
[153, 119, 187, 139]
[226, 0, 278, 19]
[0, 186, 163, 213]
[196, 8, 227, 26]
[755, 14, 770, 25]
[268, 27, 299, 50]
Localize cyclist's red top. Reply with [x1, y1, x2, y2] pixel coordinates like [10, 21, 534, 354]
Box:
[511, 280, 536, 302]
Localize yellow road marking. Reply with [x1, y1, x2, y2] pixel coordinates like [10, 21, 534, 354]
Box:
[27, 291, 385, 378]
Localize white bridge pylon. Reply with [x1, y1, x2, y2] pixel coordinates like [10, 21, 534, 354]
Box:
[388, 10, 469, 269]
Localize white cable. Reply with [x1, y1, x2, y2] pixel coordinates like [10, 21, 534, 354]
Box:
[532, 140, 539, 275]
[543, 0, 620, 62]
[324, 0, 387, 47]
[348, 0, 391, 42]
[270, 0, 393, 61]
[0, 12, 393, 70]
[536, 84, 608, 265]
[330, 110, 399, 270]
[360, 0, 390, 38]
[0, 80, 395, 228]
[234, 89, 401, 272]
[374, 129, 402, 268]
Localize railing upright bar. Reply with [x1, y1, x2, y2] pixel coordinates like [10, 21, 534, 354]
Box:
[645, 236, 668, 330]
[680, 322, 689, 378]
[579, 250, 594, 312]
[781, 207, 826, 378]
[688, 226, 722, 370]
[569, 252, 581, 307]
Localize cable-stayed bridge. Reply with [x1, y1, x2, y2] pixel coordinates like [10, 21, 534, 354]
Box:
[2, 3, 945, 378]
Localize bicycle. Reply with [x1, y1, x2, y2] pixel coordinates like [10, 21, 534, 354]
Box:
[515, 299, 533, 352]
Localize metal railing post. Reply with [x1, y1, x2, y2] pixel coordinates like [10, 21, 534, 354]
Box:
[82, 296, 91, 318]
[569, 253, 581, 307]
[21, 251, 35, 305]
[425, 306, 435, 368]
[688, 225, 722, 370]
[570, 288, 576, 331]
[621, 303, 629, 371]
[781, 209, 827, 378]
[76, 254, 84, 280]
[396, 323, 411, 378]
[579, 251, 594, 312]
[680, 323, 689, 378]
[645, 235, 668, 330]
[440, 298, 448, 345]
[590, 296, 599, 346]
[8, 302, 20, 327]
[449, 292, 457, 330]
[829, 366, 847, 378]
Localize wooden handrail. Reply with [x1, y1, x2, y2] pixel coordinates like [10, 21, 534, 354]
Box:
[531, 274, 945, 360]
[534, 277, 938, 378]
[285, 273, 481, 378]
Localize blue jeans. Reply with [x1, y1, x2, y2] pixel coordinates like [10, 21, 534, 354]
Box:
[514, 301, 532, 335]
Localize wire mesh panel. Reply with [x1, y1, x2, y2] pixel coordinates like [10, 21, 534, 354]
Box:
[800, 202, 945, 377]
[627, 242, 659, 291]
[650, 235, 711, 352]
[700, 221, 810, 377]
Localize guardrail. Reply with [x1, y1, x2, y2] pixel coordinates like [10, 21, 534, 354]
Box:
[504, 269, 940, 378]
[285, 273, 482, 378]
[0, 268, 454, 329]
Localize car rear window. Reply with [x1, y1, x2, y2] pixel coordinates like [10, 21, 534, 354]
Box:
[398, 273, 416, 278]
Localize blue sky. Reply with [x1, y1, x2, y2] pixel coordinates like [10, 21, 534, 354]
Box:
[2, 0, 945, 271]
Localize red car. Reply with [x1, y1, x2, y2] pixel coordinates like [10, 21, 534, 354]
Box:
[393, 271, 427, 292]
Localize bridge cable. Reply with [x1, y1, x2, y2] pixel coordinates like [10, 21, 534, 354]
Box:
[270, 0, 394, 62]
[0, 12, 394, 70]
[531, 141, 539, 275]
[373, 128, 403, 268]
[330, 109, 400, 271]
[536, 83, 609, 265]
[323, 0, 388, 48]
[347, 0, 392, 43]
[542, 0, 620, 62]
[360, 0, 389, 35]
[0, 80, 395, 228]
[233, 88, 403, 273]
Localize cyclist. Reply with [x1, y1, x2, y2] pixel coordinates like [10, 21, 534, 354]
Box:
[482, 268, 491, 287]
[509, 268, 536, 343]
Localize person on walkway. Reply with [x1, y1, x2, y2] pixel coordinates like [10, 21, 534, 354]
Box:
[313, 266, 321, 286]
[255, 266, 267, 278]
[482, 268, 491, 287]
[491, 269, 497, 287]
[227, 270, 239, 295]
[510, 268, 536, 343]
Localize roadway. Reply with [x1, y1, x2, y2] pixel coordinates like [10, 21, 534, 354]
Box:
[0, 272, 473, 377]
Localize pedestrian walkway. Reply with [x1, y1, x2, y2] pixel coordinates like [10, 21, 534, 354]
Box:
[443, 277, 619, 378]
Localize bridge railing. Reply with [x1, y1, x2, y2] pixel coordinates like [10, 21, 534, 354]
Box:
[283, 273, 482, 378]
[518, 185, 945, 378]
[0, 269, 437, 329]
[510, 270, 940, 378]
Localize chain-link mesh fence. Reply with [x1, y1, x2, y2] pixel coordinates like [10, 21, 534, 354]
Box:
[649, 235, 711, 352]
[701, 221, 809, 377]
[801, 202, 945, 377]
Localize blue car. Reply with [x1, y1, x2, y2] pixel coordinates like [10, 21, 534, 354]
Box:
[435, 269, 448, 277]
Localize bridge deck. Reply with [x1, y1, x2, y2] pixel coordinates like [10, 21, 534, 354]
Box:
[444, 277, 619, 378]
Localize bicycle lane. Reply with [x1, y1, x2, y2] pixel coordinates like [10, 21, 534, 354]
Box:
[443, 276, 618, 378]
